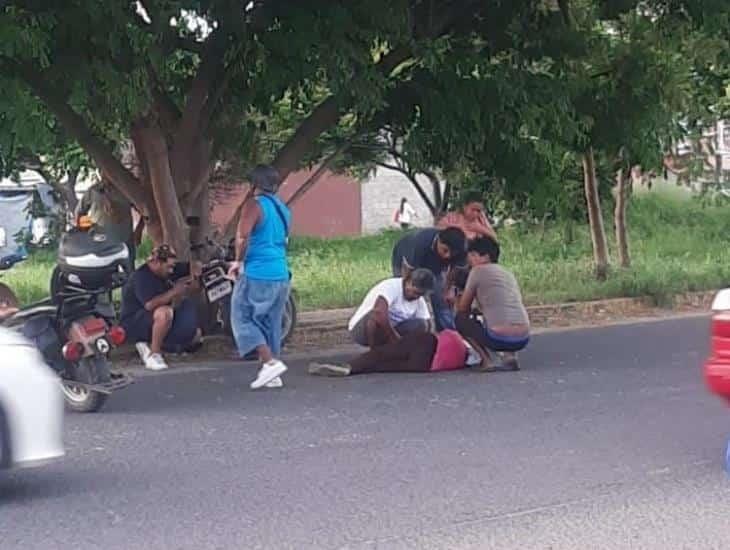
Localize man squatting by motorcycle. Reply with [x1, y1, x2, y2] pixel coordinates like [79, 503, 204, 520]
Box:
[120, 245, 203, 371]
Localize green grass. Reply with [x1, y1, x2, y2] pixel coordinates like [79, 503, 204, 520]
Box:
[5, 191, 730, 311]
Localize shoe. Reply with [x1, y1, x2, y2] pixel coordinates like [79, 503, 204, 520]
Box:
[308, 362, 351, 377]
[464, 344, 482, 367]
[251, 360, 288, 389]
[502, 357, 521, 371]
[136, 342, 151, 362]
[144, 353, 169, 371]
[265, 376, 284, 388]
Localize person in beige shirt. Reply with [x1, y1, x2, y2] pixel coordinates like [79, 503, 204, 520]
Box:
[455, 236, 529, 371]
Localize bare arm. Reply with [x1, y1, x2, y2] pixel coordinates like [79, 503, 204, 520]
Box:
[468, 214, 498, 240]
[456, 284, 477, 315]
[144, 281, 189, 312]
[234, 199, 261, 264]
[372, 296, 400, 346]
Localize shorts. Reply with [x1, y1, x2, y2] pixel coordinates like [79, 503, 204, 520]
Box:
[122, 298, 199, 352]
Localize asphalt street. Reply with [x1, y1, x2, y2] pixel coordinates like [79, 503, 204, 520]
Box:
[2, 315, 730, 550]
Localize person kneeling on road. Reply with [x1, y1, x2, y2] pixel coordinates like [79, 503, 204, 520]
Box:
[120, 245, 202, 371]
[348, 268, 435, 349]
[309, 330, 467, 377]
[455, 237, 529, 372]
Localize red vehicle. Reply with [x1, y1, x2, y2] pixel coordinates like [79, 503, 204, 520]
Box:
[704, 290, 730, 405]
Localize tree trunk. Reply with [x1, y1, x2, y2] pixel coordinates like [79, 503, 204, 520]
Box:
[582, 148, 610, 280]
[62, 169, 79, 213]
[613, 164, 631, 268]
[132, 118, 189, 256]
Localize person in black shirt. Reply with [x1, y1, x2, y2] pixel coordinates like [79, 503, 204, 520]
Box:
[120, 245, 201, 370]
[391, 227, 467, 332]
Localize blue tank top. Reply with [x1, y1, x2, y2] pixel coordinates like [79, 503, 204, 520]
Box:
[244, 194, 291, 281]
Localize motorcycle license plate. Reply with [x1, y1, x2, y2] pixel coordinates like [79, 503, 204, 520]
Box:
[206, 280, 232, 303]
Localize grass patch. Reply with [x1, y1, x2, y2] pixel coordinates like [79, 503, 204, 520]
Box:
[4, 191, 728, 311]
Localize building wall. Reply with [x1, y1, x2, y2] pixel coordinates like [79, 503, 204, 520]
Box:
[359, 166, 441, 234]
[209, 167, 362, 238]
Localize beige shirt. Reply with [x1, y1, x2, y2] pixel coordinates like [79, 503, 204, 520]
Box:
[465, 264, 529, 329]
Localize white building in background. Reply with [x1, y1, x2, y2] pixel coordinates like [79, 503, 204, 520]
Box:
[359, 166, 444, 234]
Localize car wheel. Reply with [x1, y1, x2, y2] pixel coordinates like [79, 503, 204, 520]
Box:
[0, 404, 12, 468]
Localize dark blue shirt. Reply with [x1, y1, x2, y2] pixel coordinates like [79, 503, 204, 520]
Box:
[391, 228, 450, 276]
[120, 262, 190, 321]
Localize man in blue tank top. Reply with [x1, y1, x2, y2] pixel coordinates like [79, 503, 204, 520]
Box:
[228, 164, 292, 389]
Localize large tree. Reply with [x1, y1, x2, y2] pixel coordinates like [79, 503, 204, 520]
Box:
[0, 1, 501, 256]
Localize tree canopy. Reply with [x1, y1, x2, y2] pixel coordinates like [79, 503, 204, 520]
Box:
[0, 1, 728, 258]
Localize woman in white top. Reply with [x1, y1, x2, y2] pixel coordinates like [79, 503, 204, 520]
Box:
[395, 197, 418, 229]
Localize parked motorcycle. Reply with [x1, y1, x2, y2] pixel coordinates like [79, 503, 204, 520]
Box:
[193, 238, 298, 348]
[2, 218, 133, 413]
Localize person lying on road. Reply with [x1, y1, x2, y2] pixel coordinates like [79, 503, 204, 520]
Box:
[308, 330, 467, 377]
[454, 237, 529, 371]
[348, 268, 435, 349]
[120, 244, 202, 371]
[391, 227, 467, 332]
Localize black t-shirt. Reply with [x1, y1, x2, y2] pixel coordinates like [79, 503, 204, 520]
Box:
[391, 228, 450, 276]
[120, 262, 190, 321]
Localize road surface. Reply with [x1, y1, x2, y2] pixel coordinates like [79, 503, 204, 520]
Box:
[2, 316, 729, 549]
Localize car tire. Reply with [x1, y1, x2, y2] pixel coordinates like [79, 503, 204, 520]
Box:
[0, 403, 12, 469]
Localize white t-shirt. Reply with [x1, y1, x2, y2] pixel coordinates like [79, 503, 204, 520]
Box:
[348, 277, 430, 330]
[397, 202, 417, 224]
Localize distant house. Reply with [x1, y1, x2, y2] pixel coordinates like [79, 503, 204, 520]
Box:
[211, 165, 441, 238]
[0, 170, 60, 263]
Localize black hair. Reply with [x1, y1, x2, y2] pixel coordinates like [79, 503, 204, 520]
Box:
[399, 197, 408, 214]
[467, 236, 500, 263]
[437, 227, 467, 255]
[151, 244, 177, 262]
[249, 164, 282, 193]
[460, 190, 484, 207]
[408, 268, 436, 294]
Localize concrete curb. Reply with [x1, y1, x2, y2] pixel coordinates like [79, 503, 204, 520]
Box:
[112, 290, 716, 367]
[288, 290, 717, 349]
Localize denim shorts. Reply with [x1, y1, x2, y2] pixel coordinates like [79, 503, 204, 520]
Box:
[483, 327, 529, 352]
[230, 276, 290, 357]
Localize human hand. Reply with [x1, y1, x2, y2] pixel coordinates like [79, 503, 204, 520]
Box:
[227, 263, 241, 280]
[173, 277, 194, 297]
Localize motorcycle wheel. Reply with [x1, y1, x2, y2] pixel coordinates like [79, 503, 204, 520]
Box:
[281, 292, 297, 346]
[221, 290, 297, 346]
[61, 356, 110, 413]
[61, 382, 108, 413]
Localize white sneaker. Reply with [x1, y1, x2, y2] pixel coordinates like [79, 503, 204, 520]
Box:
[136, 342, 151, 362]
[265, 376, 284, 388]
[144, 353, 169, 371]
[251, 360, 288, 389]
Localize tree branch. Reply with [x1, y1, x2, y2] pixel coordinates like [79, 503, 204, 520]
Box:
[146, 62, 182, 132]
[376, 161, 437, 214]
[287, 143, 350, 206]
[3, 58, 153, 211]
[271, 1, 480, 180]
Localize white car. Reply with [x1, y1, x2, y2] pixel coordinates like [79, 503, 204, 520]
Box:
[0, 327, 64, 469]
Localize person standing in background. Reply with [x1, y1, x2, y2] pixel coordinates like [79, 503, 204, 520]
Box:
[394, 197, 418, 230]
[228, 164, 292, 390]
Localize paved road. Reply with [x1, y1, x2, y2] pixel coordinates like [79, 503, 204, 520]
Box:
[2, 316, 730, 550]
